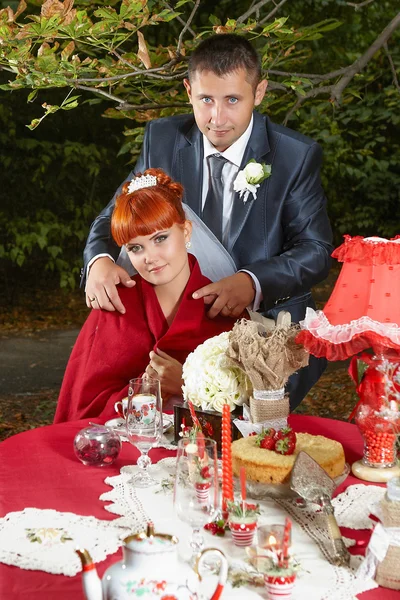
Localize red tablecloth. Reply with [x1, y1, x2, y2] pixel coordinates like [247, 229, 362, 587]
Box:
[0, 415, 397, 600]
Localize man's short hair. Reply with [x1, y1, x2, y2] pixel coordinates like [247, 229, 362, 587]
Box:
[188, 34, 261, 89]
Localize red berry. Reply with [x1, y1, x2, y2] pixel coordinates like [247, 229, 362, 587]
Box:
[260, 436, 275, 450]
[275, 437, 296, 455]
[200, 466, 210, 479]
[274, 427, 296, 444]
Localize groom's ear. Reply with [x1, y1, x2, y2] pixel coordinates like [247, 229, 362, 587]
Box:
[183, 78, 193, 103]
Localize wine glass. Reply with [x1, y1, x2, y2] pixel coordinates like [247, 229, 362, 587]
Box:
[173, 436, 219, 561]
[125, 376, 163, 487]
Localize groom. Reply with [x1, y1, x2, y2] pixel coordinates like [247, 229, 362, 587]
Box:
[83, 34, 333, 409]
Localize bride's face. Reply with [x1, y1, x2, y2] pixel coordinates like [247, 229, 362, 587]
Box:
[125, 221, 192, 288]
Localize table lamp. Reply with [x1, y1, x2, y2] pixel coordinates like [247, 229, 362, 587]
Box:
[297, 235, 400, 482]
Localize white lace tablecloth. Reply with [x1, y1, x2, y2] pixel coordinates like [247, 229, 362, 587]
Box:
[0, 508, 130, 576]
[100, 459, 383, 600]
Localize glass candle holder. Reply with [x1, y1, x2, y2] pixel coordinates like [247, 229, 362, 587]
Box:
[74, 424, 122, 467]
[257, 524, 287, 556]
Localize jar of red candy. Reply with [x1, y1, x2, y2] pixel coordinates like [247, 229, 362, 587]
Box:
[74, 424, 122, 467]
[355, 357, 400, 468]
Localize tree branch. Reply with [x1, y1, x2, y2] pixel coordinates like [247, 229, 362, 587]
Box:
[331, 11, 400, 104]
[163, 1, 195, 37]
[75, 83, 188, 111]
[384, 42, 400, 94]
[73, 56, 187, 84]
[237, 0, 273, 24]
[267, 67, 349, 81]
[283, 85, 333, 125]
[259, 0, 290, 26]
[346, 0, 375, 9]
[176, 0, 200, 55]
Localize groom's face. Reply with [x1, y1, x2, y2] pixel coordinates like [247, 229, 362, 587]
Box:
[184, 68, 267, 152]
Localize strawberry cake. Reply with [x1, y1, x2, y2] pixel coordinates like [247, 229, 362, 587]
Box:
[231, 432, 345, 484]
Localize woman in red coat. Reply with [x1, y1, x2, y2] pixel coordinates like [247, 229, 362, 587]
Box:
[54, 169, 240, 423]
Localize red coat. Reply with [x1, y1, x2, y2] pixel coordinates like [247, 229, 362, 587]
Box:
[54, 256, 237, 423]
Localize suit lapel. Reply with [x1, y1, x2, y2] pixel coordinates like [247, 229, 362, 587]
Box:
[176, 122, 204, 216]
[226, 112, 271, 253]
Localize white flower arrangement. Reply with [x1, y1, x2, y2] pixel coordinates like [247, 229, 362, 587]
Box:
[182, 332, 252, 413]
[233, 159, 272, 203]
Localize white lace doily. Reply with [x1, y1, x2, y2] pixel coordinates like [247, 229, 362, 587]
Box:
[0, 508, 129, 576]
[100, 466, 379, 600]
[332, 484, 386, 530]
[100, 467, 152, 531]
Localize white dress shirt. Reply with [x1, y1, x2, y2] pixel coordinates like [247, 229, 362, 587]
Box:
[202, 116, 262, 310]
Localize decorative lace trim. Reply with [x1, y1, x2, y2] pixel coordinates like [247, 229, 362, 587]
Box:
[332, 484, 386, 530]
[100, 467, 152, 532]
[298, 308, 400, 360]
[0, 508, 129, 576]
[333, 235, 400, 265]
[253, 388, 285, 400]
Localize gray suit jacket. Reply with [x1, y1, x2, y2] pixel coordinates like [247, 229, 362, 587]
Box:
[84, 111, 333, 408]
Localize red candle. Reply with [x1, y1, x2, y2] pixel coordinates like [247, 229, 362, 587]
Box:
[240, 466, 247, 516]
[221, 403, 234, 511]
[282, 517, 292, 567]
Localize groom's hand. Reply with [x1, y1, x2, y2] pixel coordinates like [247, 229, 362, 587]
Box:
[192, 272, 255, 319]
[85, 257, 135, 313]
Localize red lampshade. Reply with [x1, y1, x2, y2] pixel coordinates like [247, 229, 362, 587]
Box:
[297, 235, 400, 361]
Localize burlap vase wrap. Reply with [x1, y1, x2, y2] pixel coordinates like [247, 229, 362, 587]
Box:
[226, 319, 309, 429]
[375, 495, 400, 590]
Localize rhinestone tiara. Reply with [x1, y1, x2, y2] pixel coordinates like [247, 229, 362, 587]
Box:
[127, 174, 157, 193]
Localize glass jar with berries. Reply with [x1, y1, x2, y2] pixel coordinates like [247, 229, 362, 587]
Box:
[352, 354, 400, 482]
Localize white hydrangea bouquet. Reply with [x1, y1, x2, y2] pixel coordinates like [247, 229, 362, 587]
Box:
[182, 332, 252, 412]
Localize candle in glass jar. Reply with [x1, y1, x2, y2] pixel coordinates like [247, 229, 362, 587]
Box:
[257, 523, 287, 562]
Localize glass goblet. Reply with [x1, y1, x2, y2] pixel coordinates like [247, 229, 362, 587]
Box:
[173, 437, 219, 561]
[126, 376, 162, 488]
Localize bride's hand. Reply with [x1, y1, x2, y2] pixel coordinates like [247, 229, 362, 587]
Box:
[145, 349, 183, 396]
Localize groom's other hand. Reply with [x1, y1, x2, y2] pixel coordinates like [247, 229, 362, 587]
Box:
[193, 272, 255, 319]
[85, 257, 135, 313]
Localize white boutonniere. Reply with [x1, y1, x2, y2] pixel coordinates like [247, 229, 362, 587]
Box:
[233, 159, 272, 203]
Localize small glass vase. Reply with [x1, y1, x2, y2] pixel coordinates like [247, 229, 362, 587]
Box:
[74, 424, 121, 467]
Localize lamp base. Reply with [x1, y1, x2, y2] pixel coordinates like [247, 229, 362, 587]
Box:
[351, 460, 400, 483]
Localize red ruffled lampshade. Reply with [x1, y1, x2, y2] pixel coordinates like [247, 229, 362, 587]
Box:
[297, 236, 400, 361]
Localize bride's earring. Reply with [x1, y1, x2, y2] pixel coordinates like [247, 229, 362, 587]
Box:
[185, 241, 191, 249]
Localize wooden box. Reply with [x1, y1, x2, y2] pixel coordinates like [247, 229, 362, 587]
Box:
[173, 402, 242, 453]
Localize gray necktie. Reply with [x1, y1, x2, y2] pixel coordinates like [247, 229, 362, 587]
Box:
[202, 154, 227, 242]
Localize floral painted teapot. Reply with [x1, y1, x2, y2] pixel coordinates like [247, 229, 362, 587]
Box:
[76, 522, 228, 600]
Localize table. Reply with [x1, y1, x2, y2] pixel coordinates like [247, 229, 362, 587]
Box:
[0, 415, 397, 600]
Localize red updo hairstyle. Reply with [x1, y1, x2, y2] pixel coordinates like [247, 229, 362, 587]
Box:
[111, 168, 186, 246]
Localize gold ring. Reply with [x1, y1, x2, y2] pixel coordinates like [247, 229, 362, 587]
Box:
[226, 304, 233, 311]
[89, 297, 96, 303]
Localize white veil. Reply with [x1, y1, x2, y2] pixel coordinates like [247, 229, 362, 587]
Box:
[116, 204, 237, 282]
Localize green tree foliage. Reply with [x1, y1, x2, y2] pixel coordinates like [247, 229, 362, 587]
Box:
[0, 0, 399, 289]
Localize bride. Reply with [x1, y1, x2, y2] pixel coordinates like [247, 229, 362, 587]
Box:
[54, 168, 242, 423]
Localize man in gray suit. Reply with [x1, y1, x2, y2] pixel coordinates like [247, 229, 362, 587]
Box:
[83, 34, 333, 409]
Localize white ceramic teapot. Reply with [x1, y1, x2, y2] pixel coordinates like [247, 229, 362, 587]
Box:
[76, 522, 228, 600]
